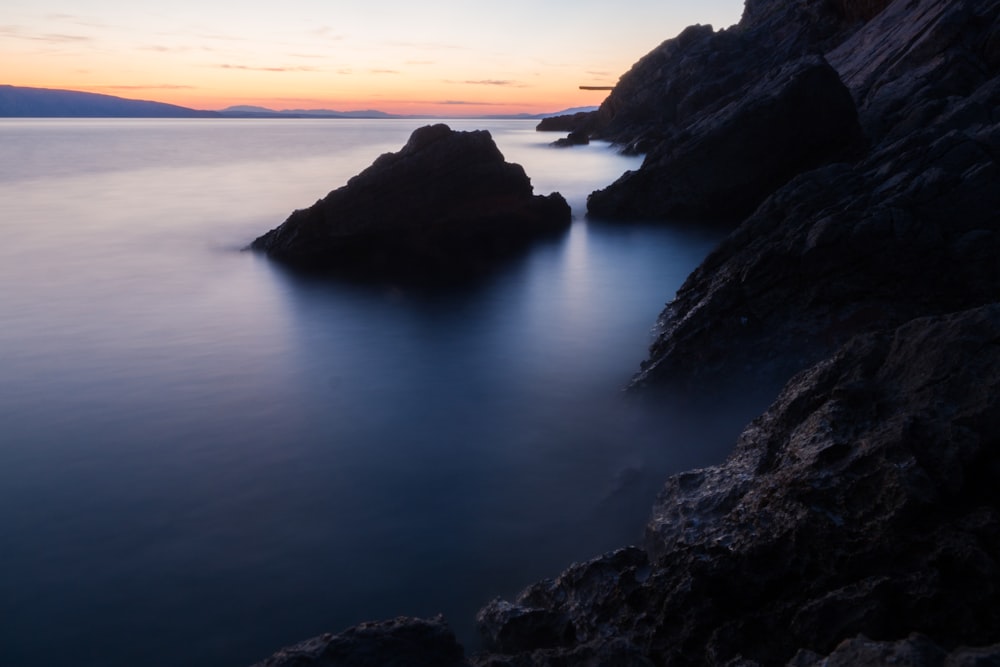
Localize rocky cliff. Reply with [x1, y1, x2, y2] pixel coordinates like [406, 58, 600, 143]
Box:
[252, 0, 1000, 664]
[629, 0, 1000, 389]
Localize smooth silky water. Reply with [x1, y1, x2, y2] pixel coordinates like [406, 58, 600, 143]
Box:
[0, 119, 765, 666]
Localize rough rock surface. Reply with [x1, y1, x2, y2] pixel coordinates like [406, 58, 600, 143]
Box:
[633, 0, 1000, 389]
[476, 305, 1000, 665]
[250, 124, 570, 277]
[587, 55, 863, 221]
[538, 0, 878, 148]
[789, 634, 1000, 666]
[250, 616, 466, 667]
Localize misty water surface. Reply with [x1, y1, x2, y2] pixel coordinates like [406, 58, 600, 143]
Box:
[0, 119, 770, 667]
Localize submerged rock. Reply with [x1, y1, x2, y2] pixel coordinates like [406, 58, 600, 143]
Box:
[249, 124, 570, 278]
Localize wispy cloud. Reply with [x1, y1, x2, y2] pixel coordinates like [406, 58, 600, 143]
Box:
[369, 68, 400, 74]
[435, 100, 514, 106]
[217, 64, 321, 72]
[462, 79, 516, 86]
[105, 84, 198, 90]
[310, 26, 345, 41]
[39, 33, 91, 43]
[443, 79, 529, 88]
[0, 27, 93, 44]
[386, 40, 470, 52]
[44, 13, 109, 29]
[139, 44, 188, 53]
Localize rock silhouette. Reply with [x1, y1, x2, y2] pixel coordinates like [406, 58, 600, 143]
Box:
[251, 124, 570, 278]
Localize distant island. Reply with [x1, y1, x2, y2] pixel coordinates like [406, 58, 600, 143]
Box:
[0, 85, 595, 120]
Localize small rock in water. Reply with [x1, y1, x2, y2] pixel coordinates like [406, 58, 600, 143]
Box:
[249, 123, 571, 280]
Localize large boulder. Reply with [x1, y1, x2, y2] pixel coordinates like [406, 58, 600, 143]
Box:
[250, 124, 570, 278]
[586, 55, 863, 221]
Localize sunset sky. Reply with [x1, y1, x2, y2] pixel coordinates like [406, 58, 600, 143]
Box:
[3, 1, 744, 115]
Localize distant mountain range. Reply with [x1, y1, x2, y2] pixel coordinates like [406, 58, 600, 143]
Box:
[0, 85, 595, 120]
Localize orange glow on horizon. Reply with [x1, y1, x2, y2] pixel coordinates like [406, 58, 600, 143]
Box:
[3, 1, 743, 116]
[5, 75, 611, 116]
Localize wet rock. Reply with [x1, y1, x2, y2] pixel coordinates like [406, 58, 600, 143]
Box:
[249, 124, 571, 279]
[476, 547, 648, 654]
[587, 55, 863, 221]
[477, 305, 1000, 665]
[249, 615, 466, 667]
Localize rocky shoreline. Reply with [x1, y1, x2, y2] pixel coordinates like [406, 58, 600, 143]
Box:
[250, 0, 1000, 663]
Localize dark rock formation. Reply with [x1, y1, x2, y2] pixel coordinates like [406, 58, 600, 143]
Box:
[250, 616, 466, 667]
[790, 634, 1000, 666]
[250, 124, 571, 278]
[633, 0, 1000, 389]
[535, 110, 597, 133]
[587, 55, 863, 221]
[550, 129, 590, 147]
[476, 305, 1000, 665]
[581, 0, 862, 154]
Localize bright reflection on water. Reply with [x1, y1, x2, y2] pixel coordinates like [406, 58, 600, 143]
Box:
[0, 119, 766, 667]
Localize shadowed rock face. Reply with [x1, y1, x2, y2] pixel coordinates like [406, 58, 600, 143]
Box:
[587, 55, 863, 221]
[539, 0, 859, 150]
[790, 634, 1000, 667]
[829, 0, 894, 21]
[250, 124, 571, 278]
[634, 0, 1000, 390]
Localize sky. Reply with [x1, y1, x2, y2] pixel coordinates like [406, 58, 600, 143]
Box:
[2, 1, 745, 115]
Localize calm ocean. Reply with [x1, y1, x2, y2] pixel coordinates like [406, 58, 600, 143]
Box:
[0, 118, 762, 666]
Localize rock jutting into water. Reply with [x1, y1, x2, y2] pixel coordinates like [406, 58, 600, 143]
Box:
[249, 123, 571, 277]
[586, 55, 864, 221]
[477, 304, 1000, 665]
